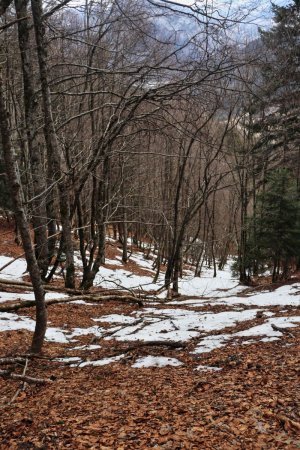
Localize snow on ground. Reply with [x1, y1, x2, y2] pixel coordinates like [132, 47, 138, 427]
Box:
[0, 256, 27, 281]
[109, 308, 259, 343]
[0, 252, 299, 368]
[74, 355, 124, 368]
[94, 266, 160, 291]
[54, 355, 125, 367]
[0, 313, 103, 344]
[200, 284, 300, 307]
[90, 260, 248, 299]
[132, 356, 183, 368]
[70, 344, 101, 350]
[0, 291, 69, 304]
[105, 258, 123, 266]
[196, 365, 222, 372]
[0, 312, 71, 343]
[177, 266, 245, 298]
[128, 253, 156, 272]
[93, 314, 138, 324]
[194, 316, 300, 354]
[93, 261, 245, 297]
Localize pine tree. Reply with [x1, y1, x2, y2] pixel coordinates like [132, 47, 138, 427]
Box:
[247, 168, 300, 282]
[255, 1, 300, 171]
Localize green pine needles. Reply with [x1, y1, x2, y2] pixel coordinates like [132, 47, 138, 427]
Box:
[233, 169, 300, 283]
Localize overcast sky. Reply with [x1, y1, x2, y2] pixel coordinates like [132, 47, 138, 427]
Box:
[164, 0, 290, 36]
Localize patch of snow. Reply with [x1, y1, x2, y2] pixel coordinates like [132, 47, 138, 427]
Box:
[93, 314, 136, 324]
[73, 253, 83, 267]
[196, 365, 222, 371]
[0, 312, 35, 333]
[194, 316, 300, 354]
[194, 334, 231, 353]
[129, 253, 155, 272]
[260, 337, 279, 343]
[70, 344, 101, 350]
[93, 261, 243, 297]
[132, 356, 183, 368]
[94, 266, 161, 291]
[0, 257, 27, 281]
[111, 308, 258, 343]
[55, 357, 82, 363]
[75, 354, 124, 367]
[0, 312, 72, 343]
[45, 328, 70, 343]
[0, 290, 69, 304]
[262, 311, 275, 317]
[69, 300, 88, 305]
[205, 284, 300, 307]
[105, 258, 123, 266]
[178, 274, 244, 298]
[235, 316, 300, 338]
[67, 326, 103, 340]
[241, 340, 257, 345]
[0, 312, 105, 344]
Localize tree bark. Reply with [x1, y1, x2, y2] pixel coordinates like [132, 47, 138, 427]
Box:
[31, 0, 75, 288]
[0, 71, 47, 354]
[15, 0, 49, 279]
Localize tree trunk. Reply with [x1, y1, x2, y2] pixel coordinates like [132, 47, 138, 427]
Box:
[31, 0, 75, 288]
[0, 71, 47, 354]
[15, 0, 49, 278]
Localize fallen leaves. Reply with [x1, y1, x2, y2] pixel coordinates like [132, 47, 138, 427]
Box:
[0, 233, 299, 448]
[1, 334, 299, 449]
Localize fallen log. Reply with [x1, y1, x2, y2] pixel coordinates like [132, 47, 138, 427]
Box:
[0, 294, 145, 312]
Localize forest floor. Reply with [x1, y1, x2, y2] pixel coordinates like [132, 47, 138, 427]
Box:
[0, 220, 299, 449]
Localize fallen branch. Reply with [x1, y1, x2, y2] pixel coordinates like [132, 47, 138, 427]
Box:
[9, 358, 29, 405]
[0, 254, 25, 272]
[0, 278, 83, 295]
[0, 357, 26, 365]
[0, 369, 51, 384]
[0, 231, 62, 273]
[0, 278, 156, 300]
[101, 319, 144, 338]
[0, 293, 144, 312]
[112, 340, 186, 354]
[271, 324, 294, 337]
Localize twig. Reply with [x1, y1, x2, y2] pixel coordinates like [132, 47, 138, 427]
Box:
[9, 358, 29, 405]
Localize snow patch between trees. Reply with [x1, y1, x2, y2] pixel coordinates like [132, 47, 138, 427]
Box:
[132, 356, 183, 368]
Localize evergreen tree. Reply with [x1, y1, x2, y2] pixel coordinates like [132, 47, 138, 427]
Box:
[254, 1, 300, 171]
[241, 169, 300, 282]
